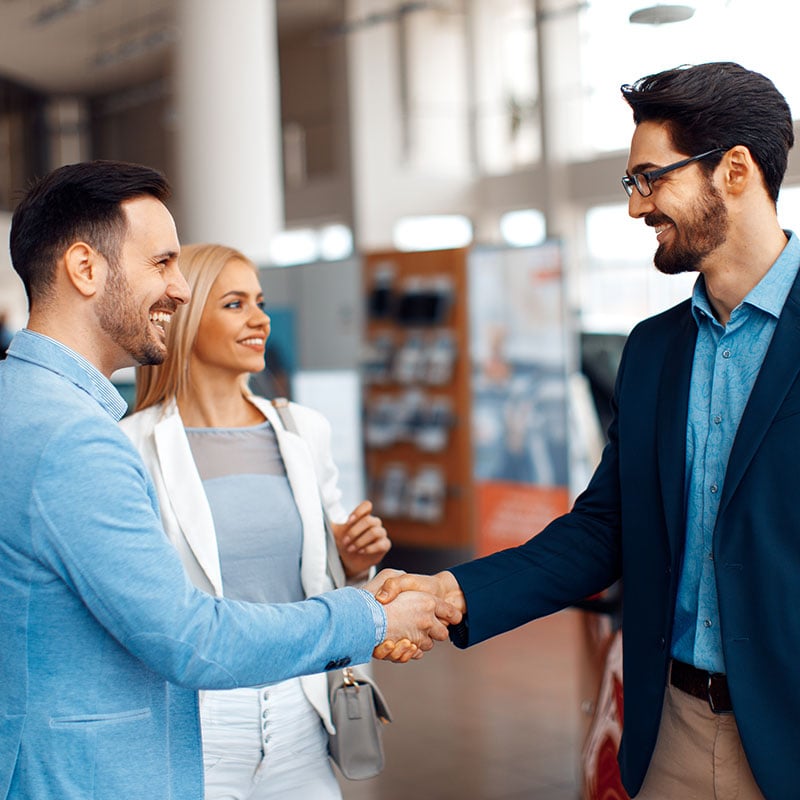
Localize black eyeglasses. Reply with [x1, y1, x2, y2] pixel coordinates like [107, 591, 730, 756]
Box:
[621, 147, 726, 198]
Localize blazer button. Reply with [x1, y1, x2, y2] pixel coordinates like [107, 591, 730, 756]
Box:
[658, 636, 666, 651]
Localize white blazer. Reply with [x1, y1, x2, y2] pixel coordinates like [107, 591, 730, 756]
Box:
[121, 395, 353, 733]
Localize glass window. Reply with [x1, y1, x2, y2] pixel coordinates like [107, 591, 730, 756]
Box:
[778, 185, 800, 232]
[579, 0, 800, 156]
[472, 0, 540, 174]
[404, 8, 471, 175]
[0, 78, 46, 212]
[581, 202, 695, 333]
[500, 208, 546, 247]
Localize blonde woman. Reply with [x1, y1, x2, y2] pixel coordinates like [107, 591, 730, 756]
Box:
[121, 243, 391, 800]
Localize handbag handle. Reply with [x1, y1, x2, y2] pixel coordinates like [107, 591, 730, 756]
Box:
[271, 398, 347, 589]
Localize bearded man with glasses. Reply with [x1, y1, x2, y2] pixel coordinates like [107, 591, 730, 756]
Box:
[374, 62, 799, 799]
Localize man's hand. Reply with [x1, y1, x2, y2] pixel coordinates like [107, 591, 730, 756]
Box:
[330, 500, 391, 579]
[365, 570, 462, 662]
[371, 569, 466, 616]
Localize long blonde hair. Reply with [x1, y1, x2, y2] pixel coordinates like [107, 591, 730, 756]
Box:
[135, 243, 257, 411]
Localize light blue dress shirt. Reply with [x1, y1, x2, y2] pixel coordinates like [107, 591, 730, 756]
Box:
[671, 231, 800, 673]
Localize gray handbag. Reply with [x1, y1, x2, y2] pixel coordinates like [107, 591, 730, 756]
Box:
[271, 399, 394, 780]
[328, 665, 393, 779]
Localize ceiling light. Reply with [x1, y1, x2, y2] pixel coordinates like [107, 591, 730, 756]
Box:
[393, 215, 473, 252]
[318, 225, 354, 261]
[499, 209, 547, 248]
[629, 4, 695, 24]
[269, 229, 319, 267]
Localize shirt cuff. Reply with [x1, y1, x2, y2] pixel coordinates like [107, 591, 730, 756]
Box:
[357, 589, 387, 647]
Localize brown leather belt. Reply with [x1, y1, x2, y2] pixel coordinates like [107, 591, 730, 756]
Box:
[670, 660, 732, 714]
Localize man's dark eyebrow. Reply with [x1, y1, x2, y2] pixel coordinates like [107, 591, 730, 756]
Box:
[627, 161, 659, 175]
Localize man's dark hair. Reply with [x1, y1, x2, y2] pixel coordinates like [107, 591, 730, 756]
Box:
[10, 160, 171, 307]
[621, 62, 794, 202]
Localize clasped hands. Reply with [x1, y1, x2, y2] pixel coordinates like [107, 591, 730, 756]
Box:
[365, 569, 466, 663]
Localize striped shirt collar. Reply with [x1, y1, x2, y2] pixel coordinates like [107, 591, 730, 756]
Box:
[7, 329, 128, 420]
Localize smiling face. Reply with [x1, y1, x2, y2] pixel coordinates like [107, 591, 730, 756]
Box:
[626, 121, 729, 275]
[95, 195, 187, 368]
[189, 257, 271, 382]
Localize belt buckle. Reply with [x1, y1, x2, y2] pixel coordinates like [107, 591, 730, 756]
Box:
[706, 673, 732, 715]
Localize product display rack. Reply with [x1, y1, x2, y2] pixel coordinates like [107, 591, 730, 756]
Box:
[361, 247, 474, 549]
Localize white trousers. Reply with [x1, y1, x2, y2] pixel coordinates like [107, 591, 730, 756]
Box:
[201, 679, 341, 800]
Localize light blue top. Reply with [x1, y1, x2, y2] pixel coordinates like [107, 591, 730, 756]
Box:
[672, 231, 800, 673]
[187, 423, 305, 604]
[0, 329, 384, 800]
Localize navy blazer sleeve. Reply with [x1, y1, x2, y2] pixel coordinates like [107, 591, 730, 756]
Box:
[450, 359, 628, 648]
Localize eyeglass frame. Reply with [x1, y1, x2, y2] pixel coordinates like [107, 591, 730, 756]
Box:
[621, 147, 727, 198]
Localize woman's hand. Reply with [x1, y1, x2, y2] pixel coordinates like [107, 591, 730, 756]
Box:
[330, 500, 391, 580]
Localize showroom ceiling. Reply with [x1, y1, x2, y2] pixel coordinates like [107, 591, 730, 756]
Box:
[0, 0, 341, 94]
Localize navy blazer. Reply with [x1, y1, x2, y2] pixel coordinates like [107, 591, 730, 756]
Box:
[451, 271, 800, 799]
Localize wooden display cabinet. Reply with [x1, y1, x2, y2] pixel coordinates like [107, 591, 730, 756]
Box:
[361, 247, 474, 549]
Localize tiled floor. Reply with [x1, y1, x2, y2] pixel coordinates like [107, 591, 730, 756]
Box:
[337, 609, 587, 800]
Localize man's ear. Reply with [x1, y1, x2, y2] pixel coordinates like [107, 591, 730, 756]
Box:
[63, 242, 105, 298]
[721, 145, 756, 196]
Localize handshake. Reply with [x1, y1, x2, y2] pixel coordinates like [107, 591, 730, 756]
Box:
[365, 569, 466, 663]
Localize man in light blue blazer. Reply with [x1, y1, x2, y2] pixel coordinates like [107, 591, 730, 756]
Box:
[0, 160, 460, 800]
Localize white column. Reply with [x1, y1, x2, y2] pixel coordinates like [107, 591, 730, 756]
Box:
[346, 0, 473, 250]
[173, 0, 282, 263]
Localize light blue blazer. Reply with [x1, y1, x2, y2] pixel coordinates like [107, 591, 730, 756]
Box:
[0, 331, 379, 800]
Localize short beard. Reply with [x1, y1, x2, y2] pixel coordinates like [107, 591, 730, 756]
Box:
[97, 260, 166, 366]
[652, 180, 729, 276]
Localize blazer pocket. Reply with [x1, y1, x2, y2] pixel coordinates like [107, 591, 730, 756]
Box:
[49, 707, 152, 728]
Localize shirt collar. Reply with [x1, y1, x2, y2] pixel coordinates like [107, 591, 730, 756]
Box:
[691, 230, 800, 325]
[6, 329, 128, 420]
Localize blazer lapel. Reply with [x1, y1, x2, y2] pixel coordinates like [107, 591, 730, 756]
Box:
[153, 411, 224, 594]
[720, 289, 800, 516]
[656, 307, 697, 558]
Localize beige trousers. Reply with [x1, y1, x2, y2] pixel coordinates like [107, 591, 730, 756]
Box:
[635, 683, 765, 800]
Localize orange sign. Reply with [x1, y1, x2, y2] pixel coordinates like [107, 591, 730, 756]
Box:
[475, 480, 569, 557]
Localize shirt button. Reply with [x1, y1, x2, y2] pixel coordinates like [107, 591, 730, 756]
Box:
[722, 349, 731, 359]
[704, 619, 712, 628]
[263, 690, 269, 700]
[710, 483, 719, 494]
[713, 414, 722, 424]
